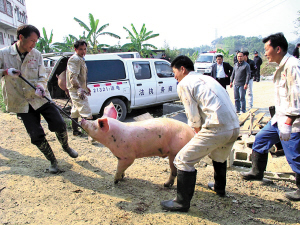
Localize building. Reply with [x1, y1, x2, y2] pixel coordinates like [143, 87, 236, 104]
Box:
[0, 0, 27, 48]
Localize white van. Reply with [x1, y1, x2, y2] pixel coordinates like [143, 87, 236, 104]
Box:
[194, 51, 223, 75]
[102, 52, 141, 59]
[48, 54, 178, 121]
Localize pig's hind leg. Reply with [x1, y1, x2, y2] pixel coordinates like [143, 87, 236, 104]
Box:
[164, 152, 177, 188]
[114, 158, 134, 184]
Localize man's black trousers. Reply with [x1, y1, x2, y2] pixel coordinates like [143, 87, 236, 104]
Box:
[17, 103, 66, 145]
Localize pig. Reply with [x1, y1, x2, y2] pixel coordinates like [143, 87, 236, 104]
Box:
[56, 70, 69, 96]
[81, 103, 195, 187]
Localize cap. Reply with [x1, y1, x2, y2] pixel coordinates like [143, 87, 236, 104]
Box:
[254, 51, 258, 54]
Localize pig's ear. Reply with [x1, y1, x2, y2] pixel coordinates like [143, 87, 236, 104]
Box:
[97, 118, 110, 132]
[103, 102, 117, 119]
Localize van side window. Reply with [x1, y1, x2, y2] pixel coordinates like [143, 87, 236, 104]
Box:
[154, 62, 174, 78]
[86, 60, 126, 83]
[133, 62, 151, 80]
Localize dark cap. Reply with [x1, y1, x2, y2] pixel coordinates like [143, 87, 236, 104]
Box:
[254, 51, 258, 54]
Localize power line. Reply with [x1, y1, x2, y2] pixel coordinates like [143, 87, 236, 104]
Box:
[220, 0, 274, 29]
[219, 0, 288, 37]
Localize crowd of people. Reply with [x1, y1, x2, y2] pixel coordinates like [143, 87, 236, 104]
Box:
[0, 24, 299, 214]
[210, 49, 262, 114]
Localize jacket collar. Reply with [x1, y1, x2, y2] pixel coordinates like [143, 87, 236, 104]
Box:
[278, 53, 291, 68]
[9, 43, 18, 56]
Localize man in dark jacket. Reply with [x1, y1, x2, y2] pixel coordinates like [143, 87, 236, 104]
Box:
[293, 43, 300, 59]
[230, 52, 251, 113]
[233, 50, 239, 64]
[210, 54, 233, 89]
[253, 51, 262, 82]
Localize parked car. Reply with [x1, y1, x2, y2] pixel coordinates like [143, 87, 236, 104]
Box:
[194, 51, 223, 75]
[47, 54, 179, 121]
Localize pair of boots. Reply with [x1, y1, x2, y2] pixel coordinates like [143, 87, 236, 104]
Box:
[240, 150, 300, 201]
[36, 131, 78, 173]
[160, 161, 228, 212]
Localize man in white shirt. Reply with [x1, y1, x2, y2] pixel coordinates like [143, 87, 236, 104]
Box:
[241, 33, 300, 201]
[210, 54, 233, 89]
[160, 55, 240, 212]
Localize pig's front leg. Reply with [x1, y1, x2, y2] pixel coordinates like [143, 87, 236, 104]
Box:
[114, 158, 134, 184]
[164, 152, 178, 188]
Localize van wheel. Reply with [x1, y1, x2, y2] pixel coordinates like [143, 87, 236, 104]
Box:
[104, 98, 127, 121]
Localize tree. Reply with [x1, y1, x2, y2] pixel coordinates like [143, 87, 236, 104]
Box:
[36, 27, 53, 53]
[74, 13, 120, 53]
[52, 32, 87, 52]
[122, 23, 159, 57]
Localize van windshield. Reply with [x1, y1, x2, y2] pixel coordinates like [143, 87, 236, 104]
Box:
[196, 55, 213, 63]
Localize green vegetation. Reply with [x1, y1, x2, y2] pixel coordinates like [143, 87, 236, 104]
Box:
[36, 27, 53, 53]
[33, 12, 298, 63]
[0, 84, 6, 112]
[74, 13, 120, 54]
[260, 57, 277, 77]
[122, 23, 159, 57]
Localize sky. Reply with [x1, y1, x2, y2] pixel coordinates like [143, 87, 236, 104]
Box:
[26, 0, 300, 49]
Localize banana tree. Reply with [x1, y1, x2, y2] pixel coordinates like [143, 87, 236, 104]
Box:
[74, 13, 120, 53]
[122, 23, 159, 57]
[52, 32, 87, 52]
[36, 27, 53, 53]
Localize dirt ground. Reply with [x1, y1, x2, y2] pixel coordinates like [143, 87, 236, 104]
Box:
[1, 80, 300, 225]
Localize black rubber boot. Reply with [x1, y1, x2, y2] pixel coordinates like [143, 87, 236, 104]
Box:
[55, 131, 78, 158]
[160, 169, 197, 212]
[36, 138, 58, 173]
[240, 150, 268, 180]
[208, 160, 227, 197]
[72, 118, 82, 136]
[285, 173, 300, 201]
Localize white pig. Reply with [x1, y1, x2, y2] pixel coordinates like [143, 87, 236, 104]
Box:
[81, 103, 195, 187]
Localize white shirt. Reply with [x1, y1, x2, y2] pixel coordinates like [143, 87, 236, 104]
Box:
[177, 72, 240, 131]
[216, 63, 226, 78]
[271, 53, 300, 132]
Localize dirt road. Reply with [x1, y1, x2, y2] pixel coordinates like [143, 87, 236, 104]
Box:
[1, 80, 300, 225]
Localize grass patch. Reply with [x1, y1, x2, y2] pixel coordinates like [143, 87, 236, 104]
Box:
[260, 57, 277, 77]
[0, 84, 7, 112]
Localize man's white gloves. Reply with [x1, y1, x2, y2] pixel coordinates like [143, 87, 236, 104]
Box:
[35, 85, 45, 98]
[5, 68, 20, 78]
[279, 123, 292, 141]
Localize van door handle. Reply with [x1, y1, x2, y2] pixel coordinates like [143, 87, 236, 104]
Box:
[158, 81, 163, 84]
[137, 83, 142, 86]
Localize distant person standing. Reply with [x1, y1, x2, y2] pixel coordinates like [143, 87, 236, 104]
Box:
[210, 54, 233, 89]
[233, 50, 240, 64]
[292, 43, 300, 59]
[253, 51, 262, 82]
[243, 51, 257, 109]
[161, 53, 170, 62]
[66, 40, 93, 137]
[230, 52, 251, 113]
